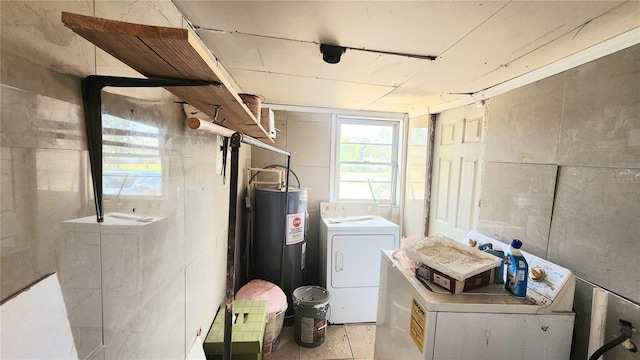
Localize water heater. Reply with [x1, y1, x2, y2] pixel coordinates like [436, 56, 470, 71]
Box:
[252, 186, 308, 317]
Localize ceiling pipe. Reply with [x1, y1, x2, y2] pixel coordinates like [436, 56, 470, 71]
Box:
[194, 27, 439, 62]
[320, 42, 436, 63]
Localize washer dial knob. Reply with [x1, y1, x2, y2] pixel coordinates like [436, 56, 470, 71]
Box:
[530, 267, 546, 282]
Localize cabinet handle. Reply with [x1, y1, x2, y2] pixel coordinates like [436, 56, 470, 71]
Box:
[335, 252, 343, 272]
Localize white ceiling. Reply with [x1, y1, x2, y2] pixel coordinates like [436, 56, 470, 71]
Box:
[172, 1, 640, 114]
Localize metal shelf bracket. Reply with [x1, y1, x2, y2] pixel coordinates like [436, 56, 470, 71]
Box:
[81, 75, 220, 222]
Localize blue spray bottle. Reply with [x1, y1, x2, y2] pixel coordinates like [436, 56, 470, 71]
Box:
[505, 239, 528, 298]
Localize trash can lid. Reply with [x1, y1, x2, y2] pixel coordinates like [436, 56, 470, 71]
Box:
[293, 286, 330, 307]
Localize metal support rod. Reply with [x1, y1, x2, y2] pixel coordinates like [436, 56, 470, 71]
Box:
[278, 155, 292, 290]
[187, 117, 290, 156]
[223, 132, 242, 360]
[81, 75, 219, 222]
[237, 132, 290, 156]
[222, 131, 290, 360]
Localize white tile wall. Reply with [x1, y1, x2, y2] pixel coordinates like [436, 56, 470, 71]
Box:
[480, 44, 640, 360]
[485, 73, 565, 164]
[478, 162, 557, 258]
[1, 1, 248, 359]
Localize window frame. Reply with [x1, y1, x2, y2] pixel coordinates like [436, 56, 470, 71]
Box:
[330, 115, 402, 204]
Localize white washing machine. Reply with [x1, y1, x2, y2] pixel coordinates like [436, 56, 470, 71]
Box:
[319, 202, 399, 324]
[375, 231, 576, 360]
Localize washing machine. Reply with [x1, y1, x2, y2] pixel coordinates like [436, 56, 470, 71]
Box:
[319, 202, 399, 324]
[374, 231, 576, 360]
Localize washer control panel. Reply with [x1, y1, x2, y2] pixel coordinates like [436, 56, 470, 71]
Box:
[320, 202, 379, 219]
[464, 231, 575, 308]
[526, 256, 572, 306]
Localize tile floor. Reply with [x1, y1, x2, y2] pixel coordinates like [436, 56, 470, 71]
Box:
[267, 323, 376, 360]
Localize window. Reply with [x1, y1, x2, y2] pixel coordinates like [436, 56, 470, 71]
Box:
[333, 116, 400, 203]
[102, 114, 162, 197]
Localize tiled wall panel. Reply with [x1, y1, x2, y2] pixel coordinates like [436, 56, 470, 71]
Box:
[478, 162, 557, 258]
[59, 219, 103, 358]
[558, 45, 640, 167]
[485, 73, 565, 164]
[481, 44, 640, 359]
[1, 1, 244, 359]
[548, 166, 640, 302]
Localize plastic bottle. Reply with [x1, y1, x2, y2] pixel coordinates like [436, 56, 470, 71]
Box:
[505, 239, 528, 298]
[491, 245, 505, 284]
[477, 243, 505, 284]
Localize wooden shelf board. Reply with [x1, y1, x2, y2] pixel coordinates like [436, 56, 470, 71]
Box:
[61, 11, 272, 142]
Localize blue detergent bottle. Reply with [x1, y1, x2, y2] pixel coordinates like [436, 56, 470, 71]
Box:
[505, 239, 528, 298]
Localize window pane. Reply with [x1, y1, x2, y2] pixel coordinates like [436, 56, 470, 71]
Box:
[338, 181, 373, 200]
[103, 168, 161, 196]
[103, 144, 159, 156]
[335, 117, 398, 204]
[338, 181, 391, 202]
[104, 154, 161, 196]
[370, 182, 392, 201]
[103, 115, 158, 134]
[103, 114, 162, 197]
[339, 143, 392, 162]
[340, 124, 393, 144]
[339, 164, 391, 182]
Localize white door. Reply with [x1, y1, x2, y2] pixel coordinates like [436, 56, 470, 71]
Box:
[429, 106, 485, 241]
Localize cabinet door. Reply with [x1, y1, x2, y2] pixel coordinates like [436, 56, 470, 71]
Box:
[330, 234, 396, 288]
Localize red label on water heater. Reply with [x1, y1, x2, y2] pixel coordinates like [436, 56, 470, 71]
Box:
[286, 212, 305, 245]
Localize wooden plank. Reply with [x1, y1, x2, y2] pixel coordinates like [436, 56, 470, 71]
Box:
[61, 12, 273, 142]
